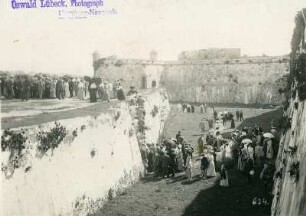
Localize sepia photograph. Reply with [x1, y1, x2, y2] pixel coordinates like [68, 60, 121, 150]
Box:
[0, 0, 306, 215]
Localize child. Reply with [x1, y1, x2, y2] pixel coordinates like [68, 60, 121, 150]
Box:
[220, 164, 229, 187]
[201, 152, 209, 179]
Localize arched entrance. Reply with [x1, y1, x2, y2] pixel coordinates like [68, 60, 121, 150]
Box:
[151, 80, 157, 88]
[141, 76, 147, 89]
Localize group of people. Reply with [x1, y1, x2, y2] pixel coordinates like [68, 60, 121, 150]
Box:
[140, 134, 194, 179]
[88, 79, 126, 103]
[0, 73, 92, 101]
[232, 124, 278, 183]
[0, 73, 130, 103]
[177, 102, 209, 114]
[140, 103, 279, 201]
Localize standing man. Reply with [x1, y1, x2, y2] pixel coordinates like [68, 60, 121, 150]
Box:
[236, 110, 240, 121]
[69, 79, 74, 98]
[56, 79, 65, 100]
[21, 76, 31, 101]
[37, 77, 45, 99]
[239, 110, 244, 121]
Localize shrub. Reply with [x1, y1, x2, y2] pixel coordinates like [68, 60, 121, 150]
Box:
[150, 105, 159, 117]
[37, 122, 68, 156]
[1, 129, 27, 159]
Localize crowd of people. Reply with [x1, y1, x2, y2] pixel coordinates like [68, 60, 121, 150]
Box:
[140, 105, 279, 206]
[0, 73, 133, 103]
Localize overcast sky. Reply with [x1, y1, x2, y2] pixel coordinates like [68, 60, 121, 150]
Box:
[0, 0, 305, 76]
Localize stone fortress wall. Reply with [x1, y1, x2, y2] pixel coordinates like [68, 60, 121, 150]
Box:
[93, 49, 289, 104]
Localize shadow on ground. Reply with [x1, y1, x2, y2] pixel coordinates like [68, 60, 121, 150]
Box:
[183, 169, 270, 216]
[237, 107, 283, 131]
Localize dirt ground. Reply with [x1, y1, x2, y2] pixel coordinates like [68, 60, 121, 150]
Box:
[1, 98, 120, 130]
[91, 105, 282, 216]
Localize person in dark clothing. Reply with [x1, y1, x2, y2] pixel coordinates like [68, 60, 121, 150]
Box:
[6, 79, 14, 99]
[161, 152, 174, 178]
[89, 82, 98, 103]
[231, 118, 235, 128]
[239, 110, 244, 121]
[176, 131, 181, 140]
[69, 79, 74, 98]
[201, 154, 209, 179]
[127, 86, 138, 96]
[44, 80, 51, 98]
[56, 79, 65, 100]
[30, 80, 38, 98]
[191, 105, 195, 113]
[236, 110, 240, 121]
[213, 110, 218, 120]
[187, 105, 191, 113]
[21, 77, 31, 101]
[244, 156, 254, 183]
[117, 83, 125, 101]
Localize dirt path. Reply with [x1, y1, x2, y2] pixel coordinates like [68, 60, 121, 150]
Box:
[91, 106, 282, 216]
[1, 99, 120, 130]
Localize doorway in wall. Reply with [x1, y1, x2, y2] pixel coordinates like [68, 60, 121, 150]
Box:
[152, 80, 156, 88]
[141, 76, 147, 89]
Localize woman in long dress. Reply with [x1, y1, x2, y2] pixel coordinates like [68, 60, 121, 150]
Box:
[176, 144, 185, 171]
[64, 81, 70, 98]
[50, 79, 57, 98]
[104, 82, 110, 102]
[220, 164, 229, 187]
[77, 80, 85, 100]
[206, 151, 217, 177]
[185, 152, 193, 181]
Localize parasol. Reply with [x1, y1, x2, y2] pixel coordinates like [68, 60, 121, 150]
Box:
[242, 138, 253, 144]
[263, 133, 274, 138]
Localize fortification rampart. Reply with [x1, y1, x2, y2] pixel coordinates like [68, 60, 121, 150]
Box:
[1, 90, 170, 216]
[93, 55, 289, 104]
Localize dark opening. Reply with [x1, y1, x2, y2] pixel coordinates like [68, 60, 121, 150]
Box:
[152, 80, 157, 88]
[141, 76, 147, 89]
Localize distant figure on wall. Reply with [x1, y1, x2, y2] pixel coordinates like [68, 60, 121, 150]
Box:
[117, 83, 125, 101]
[191, 105, 195, 113]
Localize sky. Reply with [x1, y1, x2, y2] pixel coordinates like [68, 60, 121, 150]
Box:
[0, 0, 305, 76]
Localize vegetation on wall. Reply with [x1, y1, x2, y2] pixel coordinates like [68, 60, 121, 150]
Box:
[37, 122, 68, 156]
